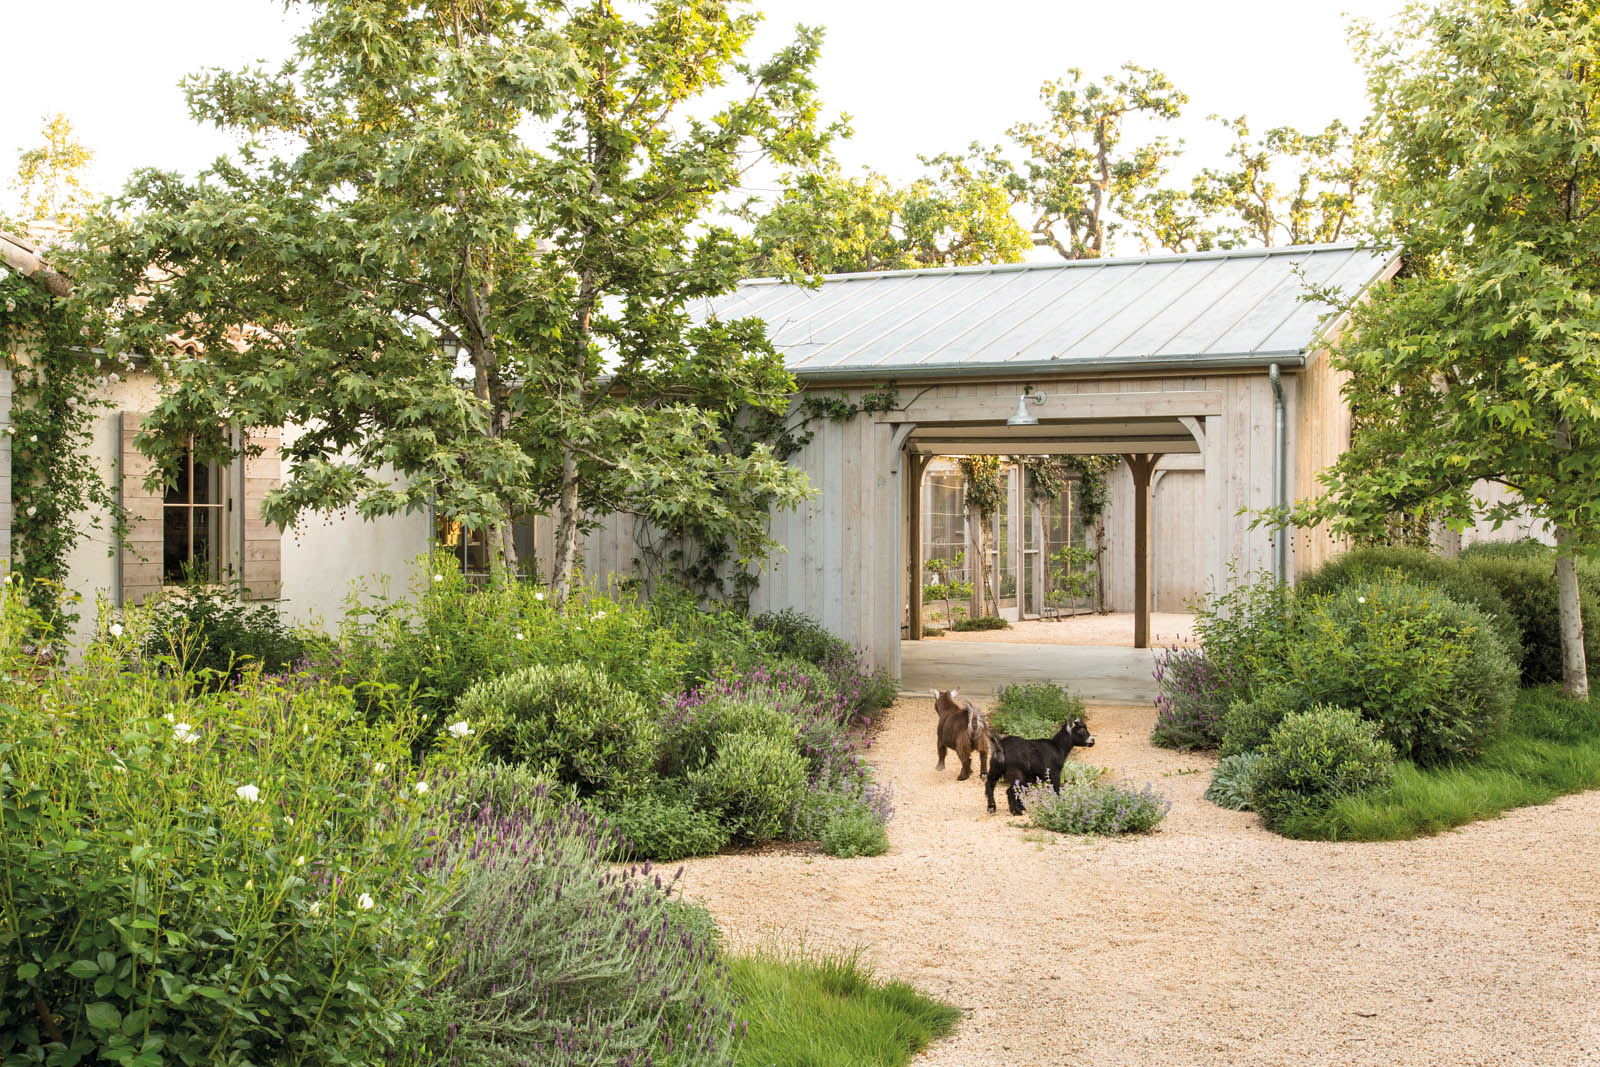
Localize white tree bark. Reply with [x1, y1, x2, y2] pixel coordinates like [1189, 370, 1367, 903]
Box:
[1555, 525, 1589, 701]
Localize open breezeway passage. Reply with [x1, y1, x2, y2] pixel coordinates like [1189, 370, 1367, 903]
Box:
[900, 638, 1162, 704]
[677, 697, 1600, 1067]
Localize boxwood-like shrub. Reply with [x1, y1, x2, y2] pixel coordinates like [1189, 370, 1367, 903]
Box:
[1251, 705, 1396, 832]
[596, 786, 733, 862]
[688, 731, 809, 843]
[1283, 581, 1518, 764]
[1218, 682, 1303, 758]
[1297, 547, 1523, 668]
[461, 664, 661, 797]
[1463, 556, 1600, 686]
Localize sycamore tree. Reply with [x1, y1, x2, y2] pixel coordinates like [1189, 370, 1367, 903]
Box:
[1290, 0, 1600, 699]
[1183, 116, 1378, 250]
[86, 0, 826, 603]
[749, 155, 1029, 275]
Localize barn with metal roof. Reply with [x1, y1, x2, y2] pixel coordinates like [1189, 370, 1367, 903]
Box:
[584, 242, 1399, 672]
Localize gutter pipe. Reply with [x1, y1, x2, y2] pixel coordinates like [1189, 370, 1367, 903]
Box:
[1269, 363, 1287, 585]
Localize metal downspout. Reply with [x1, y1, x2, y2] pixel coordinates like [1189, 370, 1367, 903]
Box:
[1269, 364, 1287, 585]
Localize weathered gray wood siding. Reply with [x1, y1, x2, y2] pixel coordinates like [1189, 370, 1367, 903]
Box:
[570, 365, 1337, 672]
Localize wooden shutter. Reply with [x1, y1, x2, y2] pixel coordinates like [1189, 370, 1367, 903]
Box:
[240, 428, 282, 600]
[119, 412, 164, 606]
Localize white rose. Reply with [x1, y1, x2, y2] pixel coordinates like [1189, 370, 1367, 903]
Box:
[236, 784, 261, 803]
[414, 781, 430, 795]
[447, 721, 474, 739]
[357, 893, 375, 910]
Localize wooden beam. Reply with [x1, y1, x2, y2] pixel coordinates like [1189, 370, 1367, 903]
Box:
[904, 389, 1223, 424]
[1123, 453, 1159, 650]
[0, 229, 72, 298]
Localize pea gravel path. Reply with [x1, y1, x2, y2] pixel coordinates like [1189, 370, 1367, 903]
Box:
[678, 697, 1600, 1067]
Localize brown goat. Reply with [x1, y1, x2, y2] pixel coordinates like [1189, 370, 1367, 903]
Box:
[932, 688, 993, 781]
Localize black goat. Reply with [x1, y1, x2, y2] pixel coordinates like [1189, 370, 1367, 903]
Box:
[985, 718, 1096, 815]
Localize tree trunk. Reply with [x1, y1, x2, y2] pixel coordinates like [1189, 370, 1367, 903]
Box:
[1555, 525, 1589, 701]
[551, 450, 582, 606]
[1092, 514, 1107, 614]
[491, 517, 519, 579]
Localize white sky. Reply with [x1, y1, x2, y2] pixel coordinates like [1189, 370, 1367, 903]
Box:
[2, 0, 1410, 216]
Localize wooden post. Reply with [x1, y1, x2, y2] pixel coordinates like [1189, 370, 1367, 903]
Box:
[907, 453, 928, 640]
[1123, 453, 1159, 650]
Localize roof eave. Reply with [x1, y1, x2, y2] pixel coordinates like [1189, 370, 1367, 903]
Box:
[791, 350, 1310, 384]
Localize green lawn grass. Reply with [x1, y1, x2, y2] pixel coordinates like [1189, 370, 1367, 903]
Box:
[1278, 684, 1600, 841]
[731, 945, 959, 1067]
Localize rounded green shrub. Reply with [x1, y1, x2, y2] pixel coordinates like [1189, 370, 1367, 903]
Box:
[1205, 751, 1265, 811]
[1251, 705, 1397, 832]
[660, 692, 798, 778]
[462, 664, 660, 797]
[1218, 682, 1302, 758]
[599, 787, 732, 861]
[1284, 581, 1518, 764]
[1463, 556, 1600, 686]
[688, 730, 808, 843]
[819, 802, 890, 858]
[1296, 547, 1523, 667]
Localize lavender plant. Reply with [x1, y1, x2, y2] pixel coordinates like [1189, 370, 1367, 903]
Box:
[418, 766, 739, 1067]
[1152, 568, 1295, 750]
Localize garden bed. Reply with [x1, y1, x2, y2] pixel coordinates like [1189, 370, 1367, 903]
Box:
[676, 693, 1600, 1066]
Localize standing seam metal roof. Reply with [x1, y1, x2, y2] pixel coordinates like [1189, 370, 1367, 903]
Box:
[703, 243, 1396, 380]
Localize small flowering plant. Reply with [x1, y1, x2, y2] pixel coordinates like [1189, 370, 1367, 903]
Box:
[1019, 776, 1172, 835]
[0, 591, 457, 1065]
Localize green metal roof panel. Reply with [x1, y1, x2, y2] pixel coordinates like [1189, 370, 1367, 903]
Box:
[704, 243, 1396, 379]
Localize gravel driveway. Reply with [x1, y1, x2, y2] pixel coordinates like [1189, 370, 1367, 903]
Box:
[678, 697, 1600, 1066]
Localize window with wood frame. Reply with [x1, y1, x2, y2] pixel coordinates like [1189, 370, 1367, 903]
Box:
[434, 514, 537, 584]
[162, 439, 225, 583]
[120, 414, 282, 605]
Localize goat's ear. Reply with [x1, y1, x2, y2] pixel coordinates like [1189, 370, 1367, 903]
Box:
[930, 688, 941, 700]
[950, 688, 960, 699]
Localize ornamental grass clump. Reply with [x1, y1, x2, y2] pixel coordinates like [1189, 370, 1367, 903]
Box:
[0, 596, 454, 1067]
[415, 765, 739, 1067]
[1018, 778, 1170, 835]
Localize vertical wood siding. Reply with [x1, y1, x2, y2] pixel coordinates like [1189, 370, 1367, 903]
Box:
[548, 367, 1342, 669]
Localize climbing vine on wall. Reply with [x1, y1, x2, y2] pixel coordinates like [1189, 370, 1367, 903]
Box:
[0, 248, 125, 634]
[642, 383, 903, 603]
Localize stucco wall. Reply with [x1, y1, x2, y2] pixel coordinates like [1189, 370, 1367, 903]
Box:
[59, 374, 428, 646]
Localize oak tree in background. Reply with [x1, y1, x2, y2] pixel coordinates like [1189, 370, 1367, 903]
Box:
[1187, 116, 1377, 250]
[1291, 0, 1600, 699]
[994, 64, 1188, 260]
[749, 155, 1029, 275]
[87, 0, 825, 603]
[8, 114, 96, 227]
